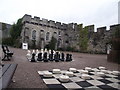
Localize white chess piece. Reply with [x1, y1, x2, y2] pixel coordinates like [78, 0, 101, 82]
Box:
[32, 50, 35, 54]
[49, 50, 51, 54]
[53, 50, 56, 60]
[41, 49, 44, 53]
[36, 49, 39, 53]
[35, 49, 40, 61]
[48, 50, 51, 58]
[59, 75, 70, 82]
[41, 49, 44, 59]
[44, 48, 47, 52]
[53, 50, 56, 55]
[26, 50, 32, 61]
[58, 51, 61, 55]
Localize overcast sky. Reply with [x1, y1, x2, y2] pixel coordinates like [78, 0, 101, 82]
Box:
[0, 0, 119, 30]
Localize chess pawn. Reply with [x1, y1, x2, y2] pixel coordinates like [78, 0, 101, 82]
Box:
[58, 51, 61, 61]
[36, 49, 39, 54]
[66, 54, 70, 61]
[48, 50, 51, 61]
[37, 53, 42, 61]
[55, 52, 59, 62]
[26, 50, 32, 61]
[36, 49, 39, 55]
[41, 49, 44, 53]
[41, 49, 44, 59]
[43, 52, 48, 62]
[32, 50, 35, 54]
[53, 50, 56, 55]
[44, 48, 48, 60]
[50, 50, 54, 61]
[69, 54, 72, 61]
[48, 50, 51, 54]
[31, 53, 36, 62]
[35, 50, 40, 61]
[61, 53, 64, 61]
[53, 50, 56, 60]
[44, 48, 48, 53]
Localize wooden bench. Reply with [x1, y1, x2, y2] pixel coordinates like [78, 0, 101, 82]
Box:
[2, 46, 14, 60]
[0, 64, 18, 90]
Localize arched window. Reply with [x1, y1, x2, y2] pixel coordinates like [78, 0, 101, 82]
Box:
[32, 30, 36, 40]
[46, 32, 50, 40]
[53, 32, 57, 38]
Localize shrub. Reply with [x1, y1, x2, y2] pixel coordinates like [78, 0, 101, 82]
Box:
[2, 37, 14, 46]
[66, 46, 75, 52]
[47, 37, 57, 50]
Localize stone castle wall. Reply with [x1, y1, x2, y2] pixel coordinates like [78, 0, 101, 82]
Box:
[0, 22, 11, 39]
[21, 14, 120, 53]
[21, 14, 80, 50]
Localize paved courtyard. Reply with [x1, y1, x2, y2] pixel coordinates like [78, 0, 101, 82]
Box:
[2, 47, 120, 88]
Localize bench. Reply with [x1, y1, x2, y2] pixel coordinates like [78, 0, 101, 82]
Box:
[2, 46, 14, 60]
[0, 64, 18, 90]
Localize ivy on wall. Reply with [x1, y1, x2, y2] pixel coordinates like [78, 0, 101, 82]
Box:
[78, 24, 89, 52]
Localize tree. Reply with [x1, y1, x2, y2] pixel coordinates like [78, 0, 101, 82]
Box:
[48, 36, 57, 50]
[10, 18, 23, 47]
[10, 18, 23, 40]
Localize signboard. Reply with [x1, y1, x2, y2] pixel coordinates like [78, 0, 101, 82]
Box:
[22, 43, 28, 50]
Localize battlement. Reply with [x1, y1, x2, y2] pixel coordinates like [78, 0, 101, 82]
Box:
[22, 14, 120, 33]
[22, 14, 32, 23]
[110, 24, 120, 30]
[22, 14, 64, 29]
[84, 25, 94, 32]
[22, 14, 78, 30]
[97, 26, 106, 35]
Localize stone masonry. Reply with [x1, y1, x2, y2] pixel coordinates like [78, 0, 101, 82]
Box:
[21, 14, 120, 53]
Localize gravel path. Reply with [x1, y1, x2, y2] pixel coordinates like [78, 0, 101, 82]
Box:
[2, 47, 120, 88]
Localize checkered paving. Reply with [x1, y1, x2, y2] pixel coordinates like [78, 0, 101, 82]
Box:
[38, 68, 120, 90]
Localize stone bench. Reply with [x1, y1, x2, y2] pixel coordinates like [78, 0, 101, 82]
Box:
[0, 64, 17, 90]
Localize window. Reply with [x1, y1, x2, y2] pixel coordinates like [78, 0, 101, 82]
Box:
[41, 30, 44, 32]
[53, 32, 57, 38]
[58, 31, 61, 35]
[54, 32, 57, 34]
[32, 30, 36, 40]
[40, 30, 44, 39]
[46, 32, 50, 40]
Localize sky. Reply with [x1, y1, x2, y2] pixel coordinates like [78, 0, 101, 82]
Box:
[0, 0, 120, 31]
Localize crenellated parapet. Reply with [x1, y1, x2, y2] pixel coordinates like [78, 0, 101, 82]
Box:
[97, 26, 106, 36]
[22, 14, 66, 30]
[22, 14, 82, 31]
[84, 25, 94, 32]
[22, 14, 32, 23]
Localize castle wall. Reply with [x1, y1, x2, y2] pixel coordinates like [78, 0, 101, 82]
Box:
[21, 14, 120, 53]
[0, 22, 11, 39]
[21, 15, 63, 49]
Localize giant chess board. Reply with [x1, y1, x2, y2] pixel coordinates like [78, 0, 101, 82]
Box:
[38, 67, 120, 90]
